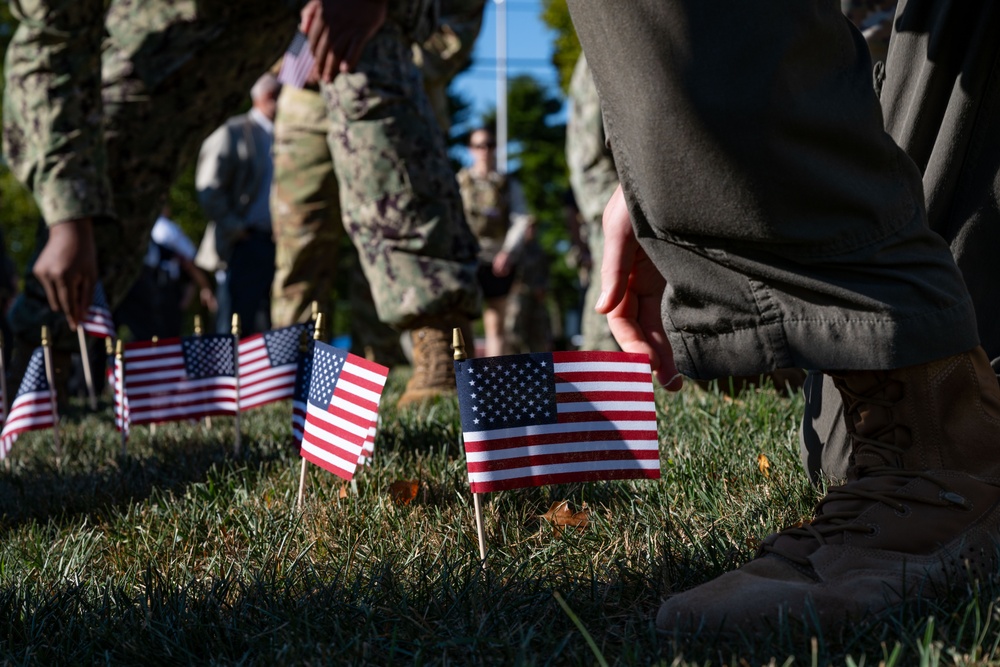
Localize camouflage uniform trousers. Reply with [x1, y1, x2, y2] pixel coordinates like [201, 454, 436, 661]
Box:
[270, 85, 405, 366]
[3, 0, 299, 352]
[320, 21, 481, 331]
[567, 55, 620, 352]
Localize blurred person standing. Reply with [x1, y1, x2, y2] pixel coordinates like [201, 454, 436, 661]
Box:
[117, 207, 216, 340]
[504, 222, 552, 354]
[2, 0, 299, 392]
[197, 73, 281, 336]
[457, 127, 532, 357]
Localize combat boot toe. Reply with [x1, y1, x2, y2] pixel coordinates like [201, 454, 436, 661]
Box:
[397, 318, 474, 408]
[658, 347, 1000, 634]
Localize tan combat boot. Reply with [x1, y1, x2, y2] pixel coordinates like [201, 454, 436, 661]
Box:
[657, 346, 1000, 633]
[397, 318, 474, 409]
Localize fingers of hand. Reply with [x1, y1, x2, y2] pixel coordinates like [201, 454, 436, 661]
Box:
[598, 185, 634, 314]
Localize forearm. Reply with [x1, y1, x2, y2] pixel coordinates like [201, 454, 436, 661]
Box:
[3, 0, 114, 226]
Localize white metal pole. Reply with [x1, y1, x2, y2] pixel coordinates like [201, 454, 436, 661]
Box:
[495, 0, 508, 173]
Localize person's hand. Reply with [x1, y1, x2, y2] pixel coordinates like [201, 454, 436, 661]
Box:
[200, 287, 218, 313]
[33, 218, 97, 331]
[308, 0, 388, 82]
[596, 185, 682, 390]
[492, 251, 513, 277]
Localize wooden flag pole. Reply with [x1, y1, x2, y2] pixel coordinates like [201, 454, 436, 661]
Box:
[41, 326, 62, 457]
[149, 336, 158, 438]
[297, 313, 323, 510]
[77, 327, 98, 410]
[232, 313, 242, 457]
[454, 327, 487, 560]
[193, 315, 213, 430]
[115, 339, 127, 457]
[0, 330, 8, 422]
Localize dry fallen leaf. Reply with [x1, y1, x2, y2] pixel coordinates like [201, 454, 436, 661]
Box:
[388, 479, 419, 505]
[757, 452, 771, 478]
[541, 500, 591, 536]
[339, 483, 349, 499]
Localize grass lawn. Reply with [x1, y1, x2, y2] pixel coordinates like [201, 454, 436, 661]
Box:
[0, 370, 998, 665]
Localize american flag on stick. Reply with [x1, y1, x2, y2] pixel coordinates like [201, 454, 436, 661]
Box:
[277, 31, 316, 89]
[299, 341, 388, 481]
[239, 323, 311, 410]
[82, 282, 115, 338]
[0, 348, 55, 458]
[123, 334, 238, 426]
[455, 351, 661, 493]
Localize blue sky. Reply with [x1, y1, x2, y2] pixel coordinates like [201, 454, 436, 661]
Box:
[449, 1, 564, 143]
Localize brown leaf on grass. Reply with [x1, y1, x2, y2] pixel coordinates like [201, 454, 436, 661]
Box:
[757, 452, 771, 478]
[541, 500, 591, 536]
[339, 483, 349, 499]
[388, 479, 419, 505]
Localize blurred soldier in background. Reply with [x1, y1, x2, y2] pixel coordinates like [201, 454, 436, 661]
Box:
[3, 0, 299, 389]
[566, 53, 620, 352]
[271, 0, 486, 373]
[300, 0, 482, 406]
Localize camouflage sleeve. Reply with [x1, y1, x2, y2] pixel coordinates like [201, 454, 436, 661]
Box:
[566, 53, 620, 224]
[2, 0, 115, 226]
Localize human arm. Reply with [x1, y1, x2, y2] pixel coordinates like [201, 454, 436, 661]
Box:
[306, 0, 389, 82]
[596, 184, 682, 390]
[494, 180, 533, 277]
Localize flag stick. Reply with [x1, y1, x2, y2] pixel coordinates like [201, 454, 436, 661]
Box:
[194, 316, 212, 430]
[149, 336, 158, 438]
[454, 327, 487, 560]
[232, 313, 242, 457]
[296, 457, 308, 510]
[115, 338, 127, 457]
[0, 330, 8, 422]
[77, 327, 97, 410]
[41, 326, 62, 458]
[297, 313, 324, 510]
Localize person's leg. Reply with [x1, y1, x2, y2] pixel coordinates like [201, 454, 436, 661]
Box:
[227, 233, 276, 336]
[569, 0, 1000, 631]
[803, 0, 1000, 481]
[270, 86, 342, 329]
[482, 296, 507, 357]
[323, 10, 481, 406]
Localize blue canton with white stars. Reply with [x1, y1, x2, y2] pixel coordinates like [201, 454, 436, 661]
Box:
[264, 323, 310, 367]
[92, 282, 110, 310]
[182, 334, 236, 379]
[455, 353, 557, 432]
[308, 342, 348, 407]
[293, 341, 315, 403]
[16, 348, 50, 398]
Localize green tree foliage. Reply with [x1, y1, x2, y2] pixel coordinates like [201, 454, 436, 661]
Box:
[540, 0, 580, 93]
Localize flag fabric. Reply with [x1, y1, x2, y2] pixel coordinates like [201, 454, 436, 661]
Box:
[239, 323, 311, 410]
[123, 334, 238, 425]
[82, 282, 115, 338]
[277, 32, 315, 89]
[112, 353, 129, 438]
[455, 350, 660, 493]
[291, 340, 314, 445]
[0, 348, 55, 458]
[299, 341, 388, 481]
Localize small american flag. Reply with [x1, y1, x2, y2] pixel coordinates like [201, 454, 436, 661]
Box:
[112, 353, 129, 438]
[277, 31, 316, 89]
[0, 348, 55, 458]
[82, 282, 115, 338]
[455, 351, 661, 493]
[123, 334, 238, 425]
[299, 341, 388, 481]
[239, 323, 311, 410]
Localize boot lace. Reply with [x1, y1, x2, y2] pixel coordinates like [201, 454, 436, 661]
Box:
[762, 374, 968, 567]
